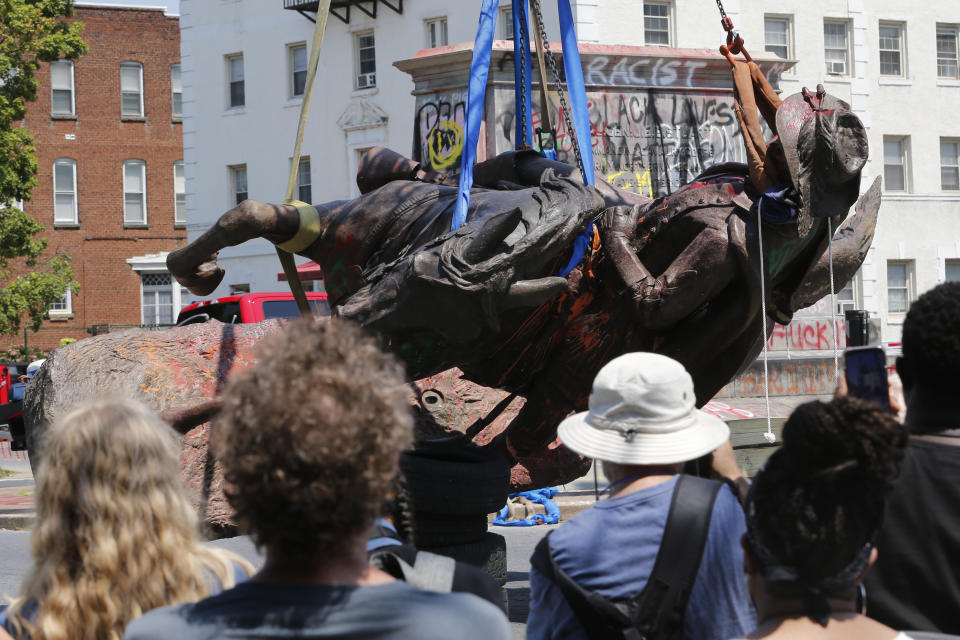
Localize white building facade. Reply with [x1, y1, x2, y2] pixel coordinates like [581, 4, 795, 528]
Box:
[180, 0, 960, 343]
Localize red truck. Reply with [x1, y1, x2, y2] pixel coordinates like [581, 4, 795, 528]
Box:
[176, 292, 330, 326]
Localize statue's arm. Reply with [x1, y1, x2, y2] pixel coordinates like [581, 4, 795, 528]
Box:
[602, 206, 738, 331]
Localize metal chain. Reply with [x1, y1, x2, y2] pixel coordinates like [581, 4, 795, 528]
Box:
[531, 0, 585, 179]
[714, 0, 727, 21]
[517, 8, 529, 147]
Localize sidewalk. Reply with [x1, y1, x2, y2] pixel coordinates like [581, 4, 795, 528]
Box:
[0, 446, 35, 530]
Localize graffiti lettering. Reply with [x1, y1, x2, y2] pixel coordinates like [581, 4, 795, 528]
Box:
[414, 91, 467, 171]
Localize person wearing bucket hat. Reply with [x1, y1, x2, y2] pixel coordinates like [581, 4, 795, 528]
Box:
[527, 353, 754, 640]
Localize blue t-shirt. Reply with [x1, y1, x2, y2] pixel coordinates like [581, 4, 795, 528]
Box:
[527, 475, 755, 640]
[123, 580, 510, 640]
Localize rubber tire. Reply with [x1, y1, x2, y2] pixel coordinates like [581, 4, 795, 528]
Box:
[401, 439, 510, 516]
[412, 512, 489, 548]
[421, 532, 508, 586]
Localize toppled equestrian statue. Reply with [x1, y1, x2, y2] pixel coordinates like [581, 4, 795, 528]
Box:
[167, 84, 880, 487]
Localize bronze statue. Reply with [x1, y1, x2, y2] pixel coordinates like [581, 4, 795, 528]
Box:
[168, 88, 880, 486]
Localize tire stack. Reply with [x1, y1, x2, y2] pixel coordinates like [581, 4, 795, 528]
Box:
[400, 437, 511, 587]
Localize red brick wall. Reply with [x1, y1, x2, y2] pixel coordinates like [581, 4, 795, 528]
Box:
[4, 6, 184, 352]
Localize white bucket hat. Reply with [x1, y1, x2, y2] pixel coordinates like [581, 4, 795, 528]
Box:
[558, 353, 730, 465]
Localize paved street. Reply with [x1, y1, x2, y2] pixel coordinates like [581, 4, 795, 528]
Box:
[0, 524, 555, 638]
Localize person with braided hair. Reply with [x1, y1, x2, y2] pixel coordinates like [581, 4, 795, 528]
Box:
[864, 281, 960, 633]
[738, 397, 913, 639]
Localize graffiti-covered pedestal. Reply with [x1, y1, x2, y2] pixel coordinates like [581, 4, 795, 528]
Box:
[395, 42, 794, 198]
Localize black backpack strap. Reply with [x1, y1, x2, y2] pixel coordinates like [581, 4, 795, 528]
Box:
[627, 475, 723, 638]
[530, 475, 723, 640]
[531, 532, 632, 640]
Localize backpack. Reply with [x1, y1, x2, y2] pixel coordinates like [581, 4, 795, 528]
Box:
[529, 474, 723, 640]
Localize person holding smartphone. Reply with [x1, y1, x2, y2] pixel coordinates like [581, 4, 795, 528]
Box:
[862, 282, 960, 634]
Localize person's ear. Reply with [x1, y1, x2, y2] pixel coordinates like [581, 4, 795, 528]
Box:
[857, 547, 879, 583]
[741, 534, 756, 575]
[895, 357, 912, 392]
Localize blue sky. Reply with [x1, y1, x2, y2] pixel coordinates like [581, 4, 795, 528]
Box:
[79, 0, 180, 14]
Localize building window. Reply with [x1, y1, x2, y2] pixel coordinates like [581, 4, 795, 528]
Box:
[937, 25, 959, 79]
[942, 139, 960, 191]
[53, 158, 78, 224]
[50, 60, 75, 116]
[946, 260, 960, 282]
[500, 6, 513, 40]
[289, 44, 307, 98]
[297, 157, 311, 203]
[764, 16, 792, 60]
[879, 23, 905, 77]
[141, 272, 176, 325]
[120, 62, 144, 117]
[227, 54, 244, 108]
[883, 137, 908, 192]
[836, 275, 859, 315]
[230, 165, 248, 205]
[824, 20, 850, 76]
[123, 159, 147, 225]
[643, 2, 671, 47]
[48, 289, 72, 316]
[174, 160, 186, 224]
[171, 63, 183, 118]
[355, 32, 376, 90]
[426, 17, 448, 48]
[887, 261, 913, 314]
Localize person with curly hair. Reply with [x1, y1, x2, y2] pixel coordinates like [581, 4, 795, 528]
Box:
[737, 397, 911, 639]
[0, 400, 252, 640]
[123, 318, 510, 640]
[863, 281, 960, 633]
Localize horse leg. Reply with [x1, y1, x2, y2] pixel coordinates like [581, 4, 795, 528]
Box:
[167, 200, 310, 296]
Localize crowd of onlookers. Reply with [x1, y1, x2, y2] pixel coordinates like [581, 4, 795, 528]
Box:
[1, 281, 959, 640]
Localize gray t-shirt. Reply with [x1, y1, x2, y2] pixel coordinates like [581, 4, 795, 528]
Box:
[123, 579, 509, 640]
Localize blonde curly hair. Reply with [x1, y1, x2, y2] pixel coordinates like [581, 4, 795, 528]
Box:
[213, 318, 413, 555]
[5, 399, 252, 640]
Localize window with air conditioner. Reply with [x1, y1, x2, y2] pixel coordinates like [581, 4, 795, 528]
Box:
[354, 32, 376, 90]
[824, 21, 850, 76]
[879, 22, 905, 77]
[946, 260, 960, 283]
[50, 60, 75, 116]
[836, 274, 860, 315]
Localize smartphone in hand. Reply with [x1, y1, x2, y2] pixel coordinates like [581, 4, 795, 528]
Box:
[844, 346, 891, 411]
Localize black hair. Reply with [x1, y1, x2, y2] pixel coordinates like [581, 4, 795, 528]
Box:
[749, 397, 907, 587]
[900, 281, 960, 391]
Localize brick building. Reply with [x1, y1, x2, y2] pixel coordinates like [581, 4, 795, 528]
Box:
[5, 4, 185, 352]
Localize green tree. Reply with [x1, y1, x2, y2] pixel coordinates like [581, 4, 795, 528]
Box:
[0, 0, 87, 335]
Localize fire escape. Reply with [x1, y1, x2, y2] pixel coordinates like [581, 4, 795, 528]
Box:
[282, 0, 403, 24]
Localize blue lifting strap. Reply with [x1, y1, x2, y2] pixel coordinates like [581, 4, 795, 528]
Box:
[513, 0, 533, 149]
[454, 0, 596, 283]
[555, 0, 595, 276]
[452, 0, 499, 232]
